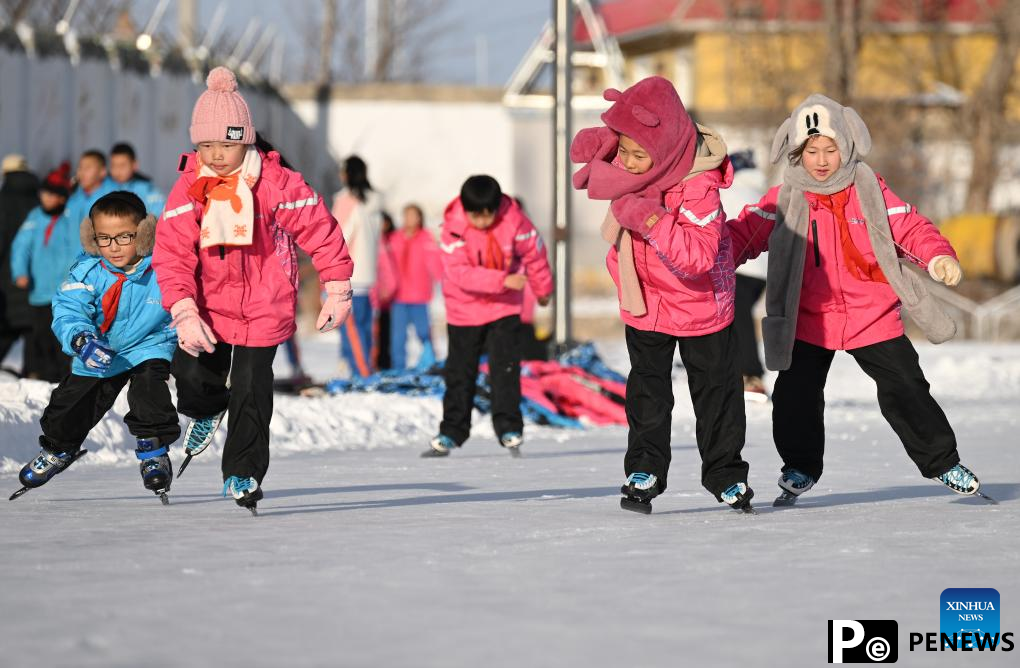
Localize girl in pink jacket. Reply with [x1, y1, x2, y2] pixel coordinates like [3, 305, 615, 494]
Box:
[387, 204, 442, 369]
[422, 175, 553, 458]
[571, 76, 752, 514]
[152, 68, 354, 513]
[728, 94, 983, 505]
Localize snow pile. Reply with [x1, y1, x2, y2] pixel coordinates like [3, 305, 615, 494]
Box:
[3, 340, 1020, 475]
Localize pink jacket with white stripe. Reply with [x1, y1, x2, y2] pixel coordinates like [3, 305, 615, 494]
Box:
[728, 176, 957, 350]
[439, 195, 553, 327]
[389, 228, 442, 305]
[607, 160, 736, 336]
[152, 150, 353, 347]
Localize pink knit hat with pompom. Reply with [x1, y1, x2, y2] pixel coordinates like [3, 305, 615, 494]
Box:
[190, 67, 254, 144]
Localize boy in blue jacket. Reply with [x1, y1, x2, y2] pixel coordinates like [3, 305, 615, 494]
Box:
[11, 192, 180, 503]
[109, 142, 165, 216]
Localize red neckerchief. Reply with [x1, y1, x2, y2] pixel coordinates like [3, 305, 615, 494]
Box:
[816, 190, 888, 284]
[98, 260, 150, 334]
[483, 228, 505, 270]
[42, 214, 60, 246]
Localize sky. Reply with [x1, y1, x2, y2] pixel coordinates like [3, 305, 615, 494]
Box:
[124, 0, 553, 86]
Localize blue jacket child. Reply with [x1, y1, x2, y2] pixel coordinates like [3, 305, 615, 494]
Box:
[12, 191, 182, 503]
[11, 178, 117, 306]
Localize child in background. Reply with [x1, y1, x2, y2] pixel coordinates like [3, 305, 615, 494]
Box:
[11, 192, 178, 502]
[729, 94, 983, 505]
[423, 175, 552, 458]
[373, 211, 397, 370]
[571, 76, 753, 513]
[332, 155, 383, 377]
[153, 67, 353, 513]
[388, 204, 441, 369]
[109, 142, 166, 216]
[10, 163, 74, 381]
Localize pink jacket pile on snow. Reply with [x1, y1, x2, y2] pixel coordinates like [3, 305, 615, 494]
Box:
[439, 195, 553, 327]
[153, 150, 354, 347]
[728, 175, 956, 350]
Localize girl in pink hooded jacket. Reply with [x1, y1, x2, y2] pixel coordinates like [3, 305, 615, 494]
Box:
[728, 94, 983, 505]
[571, 76, 752, 513]
[152, 68, 354, 512]
[422, 175, 553, 458]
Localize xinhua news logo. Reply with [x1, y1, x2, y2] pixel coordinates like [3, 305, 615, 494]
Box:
[907, 587, 1014, 652]
[828, 620, 898, 663]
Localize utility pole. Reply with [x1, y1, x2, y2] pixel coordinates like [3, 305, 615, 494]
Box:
[552, 0, 574, 348]
[319, 0, 337, 87]
[178, 0, 197, 52]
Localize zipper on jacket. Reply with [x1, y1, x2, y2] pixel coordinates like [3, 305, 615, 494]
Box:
[810, 219, 820, 267]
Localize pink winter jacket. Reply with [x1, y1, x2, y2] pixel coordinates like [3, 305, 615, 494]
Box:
[728, 176, 957, 350]
[389, 228, 441, 305]
[153, 151, 353, 347]
[439, 195, 553, 327]
[607, 160, 736, 336]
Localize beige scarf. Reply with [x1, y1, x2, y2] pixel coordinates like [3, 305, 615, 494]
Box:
[192, 146, 262, 249]
[602, 125, 727, 317]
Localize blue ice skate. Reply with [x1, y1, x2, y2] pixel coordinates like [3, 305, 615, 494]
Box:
[620, 472, 659, 514]
[136, 438, 172, 504]
[177, 410, 226, 477]
[720, 482, 755, 513]
[422, 434, 457, 458]
[499, 431, 523, 457]
[9, 438, 87, 500]
[223, 476, 262, 515]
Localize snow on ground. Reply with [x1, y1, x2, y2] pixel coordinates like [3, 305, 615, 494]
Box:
[1, 337, 1018, 667]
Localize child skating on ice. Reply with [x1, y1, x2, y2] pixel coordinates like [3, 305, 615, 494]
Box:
[423, 175, 552, 458]
[11, 192, 179, 503]
[571, 76, 753, 513]
[728, 94, 987, 505]
[152, 67, 354, 513]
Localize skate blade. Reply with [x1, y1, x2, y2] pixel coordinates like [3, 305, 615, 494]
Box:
[420, 448, 449, 458]
[159, 492, 170, 506]
[247, 506, 258, 516]
[177, 454, 194, 477]
[976, 491, 999, 505]
[736, 504, 758, 515]
[620, 496, 652, 514]
[773, 491, 800, 507]
[507, 446, 522, 458]
[9, 487, 29, 501]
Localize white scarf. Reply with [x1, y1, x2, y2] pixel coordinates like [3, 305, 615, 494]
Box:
[196, 146, 262, 249]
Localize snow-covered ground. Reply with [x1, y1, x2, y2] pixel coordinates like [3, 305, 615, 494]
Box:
[1, 337, 1018, 667]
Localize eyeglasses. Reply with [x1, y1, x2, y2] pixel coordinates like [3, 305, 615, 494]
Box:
[94, 233, 136, 247]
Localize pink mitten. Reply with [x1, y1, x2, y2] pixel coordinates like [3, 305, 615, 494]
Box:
[611, 194, 667, 233]
[317, 280, 353, 332]
[571, 126, 619, 190]
[170, 298, 217, 356]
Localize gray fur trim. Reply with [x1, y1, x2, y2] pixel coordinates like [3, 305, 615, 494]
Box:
[136, 214, 157, 256]
[80, 217, 99, 256]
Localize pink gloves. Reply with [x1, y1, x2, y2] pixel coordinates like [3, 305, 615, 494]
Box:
[570, 126, 619, 190]
[170, 298, 217, 357]
[317, 280, 353, 332]
[611, 194, 667, 233]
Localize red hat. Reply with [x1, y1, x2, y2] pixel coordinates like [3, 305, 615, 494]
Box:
[40, 161, 72, 198]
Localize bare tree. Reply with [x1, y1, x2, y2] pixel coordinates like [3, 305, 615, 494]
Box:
[294, 0, 450, 84]
[962, 1, 1020, 212]
[1, 0, 128, 34]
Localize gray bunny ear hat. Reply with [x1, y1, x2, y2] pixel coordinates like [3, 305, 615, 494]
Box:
[770, 93, 872, 195]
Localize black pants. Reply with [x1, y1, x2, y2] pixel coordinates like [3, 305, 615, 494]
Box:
[25, 305, 68, 382]
[0, 324, 29, 369]
[772, 337, 960, 481]
[624, 325, 749, 499]
[172, 343, 277, 483]
[40, 359, 180, 453]
[377, 307, 392, 370]
[734, 275, 766, 378]
[441, 315, 522, 445]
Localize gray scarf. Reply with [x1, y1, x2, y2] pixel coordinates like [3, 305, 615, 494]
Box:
[762, 95, 956, 371]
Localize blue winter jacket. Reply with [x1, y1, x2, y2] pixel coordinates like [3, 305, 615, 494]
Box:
[114, 177, 165, 216]
[10, 179, 117, 306]
[51, 255, 175, 378]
